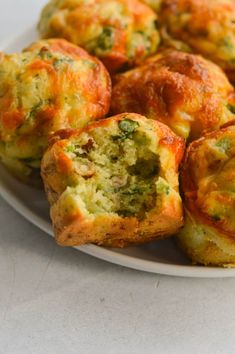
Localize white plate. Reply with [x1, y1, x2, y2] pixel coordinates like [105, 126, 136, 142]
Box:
[1, 26, 235, 278]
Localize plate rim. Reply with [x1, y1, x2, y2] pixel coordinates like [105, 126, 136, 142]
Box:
[2, 178, 235, 278]
[1, 26, 235, 278]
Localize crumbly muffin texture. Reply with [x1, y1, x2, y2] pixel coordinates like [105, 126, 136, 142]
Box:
[41, 113, 184, 247]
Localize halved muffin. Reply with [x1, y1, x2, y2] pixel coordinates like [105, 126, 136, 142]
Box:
[38, 0, 160, 73]
[41, 113, 184, 247]
[160, 0, 235, 83]
[178, 123, 235, 266]
[0, 39, 111, 183]
[111, 50, 235, 141]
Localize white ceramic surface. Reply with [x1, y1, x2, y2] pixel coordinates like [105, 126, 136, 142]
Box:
[1, 27, 235, 278]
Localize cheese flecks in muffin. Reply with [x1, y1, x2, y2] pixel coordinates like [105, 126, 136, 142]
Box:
[160, 0, 235, 83]
[0, 39, 111, 183]
[41, 113, 184, 247]
[38, 0, 160, 73]
[111, 50, 235, 141]
[178, 124, 235, 266]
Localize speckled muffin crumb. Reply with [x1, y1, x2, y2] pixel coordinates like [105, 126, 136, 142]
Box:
[41, 113, 184, 247]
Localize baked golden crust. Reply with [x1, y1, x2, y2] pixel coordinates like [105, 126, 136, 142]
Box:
[160, 0, 235, 82]
[0, 39, 111, 183]
[178, 124, 235, 266]
[38, 0, 160, 73]
[111, 50, 235, 141]
[41, 113, 184, 247]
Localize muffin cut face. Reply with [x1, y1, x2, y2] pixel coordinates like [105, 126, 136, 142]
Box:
[41, 113, 184, 247]
[0, 39, 111, 183]
[111, 50, 235, 141]
[56, 119, 159, 218]
[38, 0, 160, 73]
[178, 124, 235, 266]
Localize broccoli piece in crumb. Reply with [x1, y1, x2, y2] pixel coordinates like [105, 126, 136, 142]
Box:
[119, 119, 140, 134]
[121, 186, 145, 195]
[27, 98, 53, 120]
[215, 137, 231, 153]
[38, 48, 53, 60]
[112, 119, 140, 141]
[97, 27, 114, 52]
[219, 36, 235, 51]
[211, 214, 221, 221]
[53, 58, 73, 70]
[227, 103, 235, 114]
[65, 143, 88, 157]
[128, 157, 159, 178]
[65, 144, 76, 154]
[156, 178, 170, 195]
[27, 101, 44, 120]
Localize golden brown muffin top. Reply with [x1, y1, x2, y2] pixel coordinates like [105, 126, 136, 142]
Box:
[0, 38, 111, 181]
[160, 0, 235, 81]
[111, 50, 235, 141]
[38, 0, 160, 73]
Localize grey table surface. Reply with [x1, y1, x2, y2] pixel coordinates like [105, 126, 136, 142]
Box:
[1, 1, 235, 353]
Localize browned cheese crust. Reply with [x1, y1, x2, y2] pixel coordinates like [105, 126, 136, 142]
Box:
[38, 0, 160, 74]
[160, 0, 235, 83]
[0, 39, 111, 183]
[111, 50, 235, 142]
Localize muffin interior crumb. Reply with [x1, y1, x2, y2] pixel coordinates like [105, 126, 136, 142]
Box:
[62, 118, 166, 219]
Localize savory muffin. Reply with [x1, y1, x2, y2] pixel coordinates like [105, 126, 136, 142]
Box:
[111, 50, 235, 141]
[41, 113, 184, 247]
[178, 123, 235, 266]
[160, 0, 235, 82]
[38, 0, 160, 73]
[0, 39, 111, 183]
